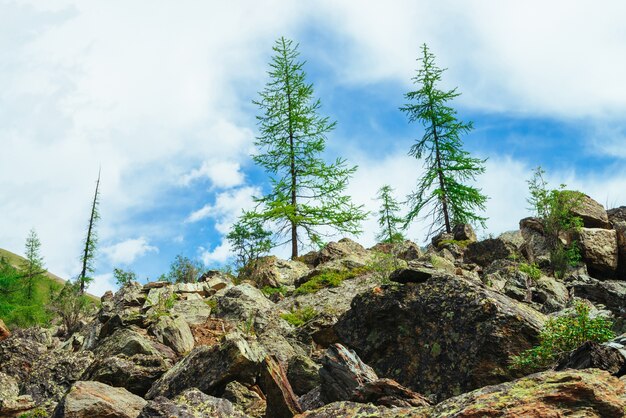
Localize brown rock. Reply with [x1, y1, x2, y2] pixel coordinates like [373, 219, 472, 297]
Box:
[352, 378, 431, 408]
[556, 341, 626, 375]
[452, 223, 476, 242]
[296, 401, 429, 418]
[579, 227, 618, 277]
[52, 381, 147, 418]
[319, 343, 378, 403]
[0, 319, 9, 342]
[259, 355, 302, 418]
[570, 193, 610, 229]
[315, 238, 368, 266]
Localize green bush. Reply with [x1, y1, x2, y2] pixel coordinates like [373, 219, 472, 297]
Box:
[518, 262, 542, 281]
[261, 286, 287, 297]
[295, 267, 369, 295]
[280, 306, 317, 327]
[367, 251, 405, 284]
[510, 302, 614, 371]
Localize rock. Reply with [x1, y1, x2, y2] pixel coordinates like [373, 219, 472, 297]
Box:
[100, 282, 146, 324]
[431, 232, 454, 248]
[296, 401, 429, 418]
[453, 223, 476, 242]
[609, 212, 626, 275]
[94, 328, 176, 362]
[389, 264, 437, 284]
[247, 256, 309, 287]
[578, 227, 618, 276]
[520, 217, 552, 267]
[334, 274, 546, 401]
[143, 281, 169, 290]
[139, 388, 247, 418]
[259, 355, 302, 418]
[315, 238, 369, 266]
[319, 343, 378, 403]
[570, 193, 611, 229]
[431, 369, 626, 417]
[0, 319, 9, 341]
[0, 395, 36, 417]
[298, 387, 324, 412]
[464, 232, 523, 267]
[52, 381, 147, 418]
[149, 316, 195, 355]
[83, 353, 170, 396]
[568, 274, 626, 319]
[0, 329, 49, 383]
[223, 381, 266, 417]
[287, 354, 321, 396]
[21, 349, 94, 404]
[169, 299, 212, 326]
[146, 333, 265, 399]
[0, 372, 19, 403]
[352, 378, 431, 408]
[199, 270, 233, 291]
[556, 341, 626, 375]
[370, 240, 423, 262]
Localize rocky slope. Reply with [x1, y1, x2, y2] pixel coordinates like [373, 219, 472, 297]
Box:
[3, 197, 626, 417]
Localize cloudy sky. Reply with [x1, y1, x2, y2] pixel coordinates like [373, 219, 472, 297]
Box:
[2, 0, 626, 295]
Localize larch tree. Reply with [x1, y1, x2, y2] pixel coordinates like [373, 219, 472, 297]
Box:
[401, 44, 488, 237]
[252, 37, 366, 258]
[375, 185, 405, 244]
[20, 228, 46, 300]
[78, 170, 101, 293]
[227, 212, 273, 275]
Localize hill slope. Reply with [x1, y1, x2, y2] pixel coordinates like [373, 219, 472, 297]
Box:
[0, 247, 69, 287]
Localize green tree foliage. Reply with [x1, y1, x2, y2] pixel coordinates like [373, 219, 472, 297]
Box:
[401, 44, 487, 237]
[166, 255, 204, 283]
[527, 167, 583, 277]
[227, 212, 273, 275]
[113, 267, 137, 287]
[252, 37, 366, 258]
[49, 281, 93, 336]
[510, 302, 614, 371]
[375, 185, 405, 244]
[20, 229, 46, 300]
[78, 170, 101, 293]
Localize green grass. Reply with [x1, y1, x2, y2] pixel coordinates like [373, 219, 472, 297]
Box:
[294, 266, 370, 295]
[519, 262, 542, 281]
[280, 306, 317, 327]
[261, 285, 288, 297]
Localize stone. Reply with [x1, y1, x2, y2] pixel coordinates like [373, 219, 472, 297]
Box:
[0, 395, 36, 417]
[464, 232, 523, 267]
[352, 378, 431, 408]
[296, 401, 429, 418]
[146, 333, 265, 399]
[570, 193, 610, 229]
[520, 217, 552, 267]
[389, 265, 437, 284]
[94, 328, 176, 362]
[431, 369, 626, 417]
[334, 274, 546, 401]
[0, 319, 9, 341]
[223, 381, 266, 417]
[83, 353, 170, 396]
[0, 372, 19, 402]
[556, 341, 626, 375]
[149, 316, 195, 355]
[247, 255, 310, 287]
[371, 240, 423, 262]
[21, 349, 94, 404]
[169, 299, 212, 326]
[568, 274, 626, 320]
[315, 238, 369, 266]
[139, 388, 247, 418]
[52, 381, 147, 418]
[287, 354, 321, 396]
[319, 343, 378, 403]
[0, 329, 49, 383]
[259, 355, 302, 418]
[610, 219, 626, 275]
[452, 224, 476, 242]
[578, 227, 618, 276]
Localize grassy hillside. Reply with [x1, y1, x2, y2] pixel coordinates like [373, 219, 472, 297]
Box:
[0, 248, 97, 329]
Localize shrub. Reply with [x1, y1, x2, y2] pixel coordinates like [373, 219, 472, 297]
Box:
[519, 262, 542, 281]
[261, 286, 287, 297]
[295, 267, 369, 295]
[367, 251, 404, 284]
[280, 306, 317, 327]
[510, 302, 614, 371]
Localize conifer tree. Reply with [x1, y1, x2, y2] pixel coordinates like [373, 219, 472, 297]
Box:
[401, 44, 487, 237]
[375, 185, 405, 244]
[227, 212, 273, 274]
[20, 228, 46, 300]
[78, 170, 101, 293]
[252, 37, 366, 258]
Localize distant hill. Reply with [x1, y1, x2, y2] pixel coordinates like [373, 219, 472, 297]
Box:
[0, 247, 98, 301]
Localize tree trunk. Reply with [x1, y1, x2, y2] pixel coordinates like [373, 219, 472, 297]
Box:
[282, 39, 298, 259]
[432, 126, 451, 233]
[80, 170, 100, 294]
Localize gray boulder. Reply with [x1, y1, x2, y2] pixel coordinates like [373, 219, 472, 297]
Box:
[578, 227, 618, 277]
[570, 194, 610, 229]
[139, 388, 247, 418]
[52, 380, 147, 418]
[149, 316, 195, 355]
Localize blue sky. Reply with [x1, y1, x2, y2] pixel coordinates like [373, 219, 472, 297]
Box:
[2, 1, 626, 295]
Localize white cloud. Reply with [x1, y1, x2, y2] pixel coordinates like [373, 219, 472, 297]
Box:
[89, 273, 116, 297]
[200, 242, 233, 266]
[186, 186, 259, 229]
[180, 160, 245, 189]
[102, 237, 159, 265]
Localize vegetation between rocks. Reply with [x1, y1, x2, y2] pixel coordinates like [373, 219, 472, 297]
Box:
[295, 267, 370, 295]
[280, 306, 317, 327]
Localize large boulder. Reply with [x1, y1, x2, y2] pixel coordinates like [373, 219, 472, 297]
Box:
[146, 333, 265, 399]
[370, 240, 423, 262]
[297, 401, 429, 418]
[223, 381, 266, 417]
[94, 328, 176, 362]
[608, 207, 626, 275]
[139, 388, 246, 418]
[319, 343, 378, 403]
[570, 193, 611, 229]
[556, 341, 626, 375]
[0, 372, 34, 417]
[464, 231, 523, 267]
[0, 329, 52, 383]
[567, 273, 626, 321]
[246, 255, 310, 287]
[169, 299, 212, 326]
[578, 227, 618, 277]
[520, 217, 551, 267]
[315, 238, 369, 266]
[287, 354, 321, 396]
[259, 355, 302, 418]
[52, 381, 147, 418]
[431, 369, 626, 417]
[149, 316, 195, 355]
[334, 274, 546, 401]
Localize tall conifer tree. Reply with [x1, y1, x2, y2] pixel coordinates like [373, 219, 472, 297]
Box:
[401, 44, 488, 237]
[78, 170, 101, 293]
[20, 228, 45, 300]
[252, 37, 366, 258]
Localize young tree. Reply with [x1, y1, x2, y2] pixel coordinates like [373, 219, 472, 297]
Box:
[113, 267, 137, 287]
[20, 228, 46, 300]
[49, 281, 93, 336]
[227, 212, 273, 275]
[78, 170, 101, 293]
[166, 255, 204, 283]
[375, 185, 405, 244]
[401, 44, 487, 237]
[252, 37, 366, 258]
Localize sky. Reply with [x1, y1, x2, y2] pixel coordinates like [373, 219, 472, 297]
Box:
[2, 0, 626, 296]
